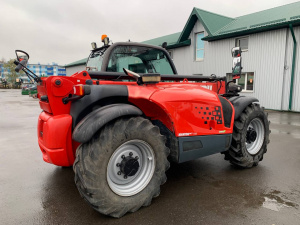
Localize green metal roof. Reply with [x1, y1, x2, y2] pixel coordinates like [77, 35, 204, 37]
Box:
[145, 2, 300, 44]
[65, 57, 87, 68]
[142, 32, 181, 46]
[203, 2, 300, 41]
[178, 8, 234, 42]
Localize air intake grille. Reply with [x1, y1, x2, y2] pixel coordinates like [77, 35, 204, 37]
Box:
[218, 96, 232, 128]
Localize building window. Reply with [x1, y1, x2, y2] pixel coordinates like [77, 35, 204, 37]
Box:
[235, 36, 249, 51]
[234, 72, 254, 91]
[168, 50, 173, 59]
[195, 32, 204, 61]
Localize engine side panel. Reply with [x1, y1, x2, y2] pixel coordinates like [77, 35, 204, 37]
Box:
[150, 84, 234, 137]
[128, 84, 234, 137]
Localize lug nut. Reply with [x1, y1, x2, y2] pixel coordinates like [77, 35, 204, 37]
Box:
[129, 152, 133, 156]
[116, 163, 120, 167]
[121, 155, 125, 159]
[135, 156, 139, 160]
[124, 175, 127, 179]
[117, 171, 121, 175]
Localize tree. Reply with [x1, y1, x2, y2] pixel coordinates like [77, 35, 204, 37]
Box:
[3, 59, 24, 84]
[0, 58, 5, 80]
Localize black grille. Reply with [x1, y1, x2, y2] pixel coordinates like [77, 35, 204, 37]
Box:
[218, 96, 233, 128]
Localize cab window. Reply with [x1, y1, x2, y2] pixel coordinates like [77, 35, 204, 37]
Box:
[107, 46, 175, 75]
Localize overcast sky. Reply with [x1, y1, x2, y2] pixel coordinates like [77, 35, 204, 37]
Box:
[0, 0, 298, 65]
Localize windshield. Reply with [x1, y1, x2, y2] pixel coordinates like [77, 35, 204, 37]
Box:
[107, 46, 175, 75]
[86, 47, 108, 71]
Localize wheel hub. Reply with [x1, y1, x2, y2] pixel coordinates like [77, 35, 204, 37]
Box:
[245, 118, 265, 155]
[119, 155, 140, 177]
[107, 140, 155, 196]
[246, 127, 257, 143]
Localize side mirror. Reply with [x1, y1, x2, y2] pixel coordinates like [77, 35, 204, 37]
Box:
[15, 50, 29, 69]
[231, 47, 242, 78]
[15, 50, 29, 62]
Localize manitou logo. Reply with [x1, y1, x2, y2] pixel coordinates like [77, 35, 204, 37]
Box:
[200, 85, 213, 90]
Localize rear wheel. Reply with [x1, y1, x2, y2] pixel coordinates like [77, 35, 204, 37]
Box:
[224, 104, 270, 168]
[73, 117, 169, 218]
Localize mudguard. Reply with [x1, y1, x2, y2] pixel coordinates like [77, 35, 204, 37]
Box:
[70, 85, 128, 128]
[72, 104, 143, 143]
[229, 96, 259, 120]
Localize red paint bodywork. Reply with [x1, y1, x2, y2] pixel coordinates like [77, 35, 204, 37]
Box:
[37, 71, 234, 166]
[128, 84, 233, 136]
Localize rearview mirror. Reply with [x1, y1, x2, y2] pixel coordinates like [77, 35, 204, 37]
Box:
[15, 50, 29, 62]
[231, 47, 242, 78]
[15, 50, 30, 72]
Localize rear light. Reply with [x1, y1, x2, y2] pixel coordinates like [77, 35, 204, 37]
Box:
[62, 85, 91, 104]
[73, 84, 91, 96]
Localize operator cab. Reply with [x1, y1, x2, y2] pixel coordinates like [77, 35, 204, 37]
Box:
[86, 36, 176, 75]
[105, 45, 175, 75]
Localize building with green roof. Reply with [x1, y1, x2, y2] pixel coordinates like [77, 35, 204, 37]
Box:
[65, 2, 300, 111]
[142, 2, 300, 111]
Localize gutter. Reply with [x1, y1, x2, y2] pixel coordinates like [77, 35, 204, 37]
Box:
[288, 24, 297, 111]
[167, 39, 191, 49]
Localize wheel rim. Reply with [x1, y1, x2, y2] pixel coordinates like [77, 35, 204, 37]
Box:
[245, 118, 265, 155]
[107, 140, 155, 196]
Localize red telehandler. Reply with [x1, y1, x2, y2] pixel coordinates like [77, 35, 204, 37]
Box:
[14, 37, 269, 217]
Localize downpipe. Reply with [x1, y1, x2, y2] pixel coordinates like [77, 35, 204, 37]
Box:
[288, 24, 297, 111]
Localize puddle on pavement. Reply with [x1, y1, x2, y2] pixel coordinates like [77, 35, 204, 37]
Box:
[262, 190, 298, 212]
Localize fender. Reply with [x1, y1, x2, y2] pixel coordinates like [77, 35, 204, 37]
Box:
[72, 103, 142, 143]
[70, 85, 128, 128]
[229, 96, 259, 120]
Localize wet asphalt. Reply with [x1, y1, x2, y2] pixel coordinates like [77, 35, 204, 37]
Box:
[0, 89, 300, 225]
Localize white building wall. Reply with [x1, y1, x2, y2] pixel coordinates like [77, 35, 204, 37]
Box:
[283, 26, 300, 111]
[242, 29, 287, 110]
[172, 21, 232, 76]
[292, 26, 300, 112]
[172, 20, 293, 111]
[66, 65, 85, 76]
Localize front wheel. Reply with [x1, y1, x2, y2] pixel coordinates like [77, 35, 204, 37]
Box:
[224, 104, 270, 168]
[73, 117, 170, 218]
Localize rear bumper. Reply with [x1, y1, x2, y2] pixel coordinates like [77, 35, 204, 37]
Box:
[37, 112, 74, 166]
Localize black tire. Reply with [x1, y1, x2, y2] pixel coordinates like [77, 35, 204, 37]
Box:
[73, 117, 170, 218]
[224, 104, 270, 168]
